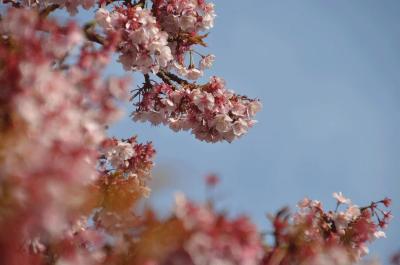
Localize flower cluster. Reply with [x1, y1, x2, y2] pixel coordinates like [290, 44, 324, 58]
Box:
[50, 0, 95, 14]
[12, 0, 95, 15]
[174, 193, 264, 265]
[93, 0, 259, 142]
[172, 53, 216, 80]
[152, 0, 217, 79]
[133, 77, 262, 142]
[124, 193, 264, 265]
[152, 0, 216, 34]
[99, 137, 156, 197]
[96, 5, 173, 73]
[94, 0, 216, 79]
[0, 8, 132, 264]
[90, 190, 391, 265]
[262, 193, 392, 265]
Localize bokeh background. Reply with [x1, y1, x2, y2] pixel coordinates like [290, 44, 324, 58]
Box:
[103, 1, 400, 263]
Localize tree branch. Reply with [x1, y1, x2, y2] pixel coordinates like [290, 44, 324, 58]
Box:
[39, 4, 60, 18]
[156, 71, 173, 86]
[162, 71, 189, 85]
[83, 22, 106, 45]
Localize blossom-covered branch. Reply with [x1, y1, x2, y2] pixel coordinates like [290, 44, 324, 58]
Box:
[93, 0, 261, 142]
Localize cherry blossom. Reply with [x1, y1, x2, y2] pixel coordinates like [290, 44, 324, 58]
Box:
[199, 54, 215, 70]
[99, 136, 156, 197]
[263, 194, 392, 265]
[177, 195, 264, 265]
[51, 0, 95, 14]
[0, 1, 393, 265]
[333, 191, 352, 204]
[133, 76, 262, 142]
[152, 0, 216, 34]
[96, 5, 173, 73]
[0, 7, 137, 264]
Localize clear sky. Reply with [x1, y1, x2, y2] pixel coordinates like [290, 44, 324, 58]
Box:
[106, 1, 400, 263]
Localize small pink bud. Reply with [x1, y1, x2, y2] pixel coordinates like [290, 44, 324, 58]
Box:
[382, 197, 392, 207]
[205, 174, 219, 187]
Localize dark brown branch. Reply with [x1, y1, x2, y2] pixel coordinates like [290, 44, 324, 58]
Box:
[2, 0, 23, 8]
[39, 4, 60, 18]
[143, 73, 151, 87]
[156, 71, 173, 86]
[160, 70, 189, 85]
[136, 0, 146, 7]
[83, 22, 105, 45]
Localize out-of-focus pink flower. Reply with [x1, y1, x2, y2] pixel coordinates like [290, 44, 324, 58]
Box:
[199, 54, 215, 70]
[333, 192, 351, 204]
[205, 174, 219, 187]
[383, 197, 392, 207]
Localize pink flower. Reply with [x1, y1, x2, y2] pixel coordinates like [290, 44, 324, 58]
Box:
[232, 118, 249, 136]
[382, 197, 392, 207]
[153, 0, 216, 34]
[213, 114, 233, 133]
[333, 192, 351, 204]
[205, 174, 219, 187]
[95, 8, 112, 29]
[96, 6, 173, 74]
[192, 89, 215, 111]
[186, 68, 203, 80]
[374, 231, 386, 239]
[297, 198, 311, 208]
[199, 54, 215, 70]
[105, 140, 135, 169]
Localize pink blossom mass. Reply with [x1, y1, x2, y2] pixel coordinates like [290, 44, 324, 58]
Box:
[0, 1, 394, 265]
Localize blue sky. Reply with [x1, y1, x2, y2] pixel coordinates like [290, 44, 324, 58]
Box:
[103, 1, 400, 263]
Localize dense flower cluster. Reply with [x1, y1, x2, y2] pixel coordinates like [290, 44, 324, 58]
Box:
[100, 137, 156, 197]
[262, 193, 392, 265]
[95, 0, 216, 79]
[1, 7, 113, 233]
[84, 191, 390, 265]
[0, 8, 150, 265]
[124, 193, 264, 265]
[152, 0, 216, 34]
[93, 0, 259, 141]
[9, 0, 95, 15]
[152, 0, 217, 79]
[48, 0, 95, 14]
[173, 193, 264, 265]
[96, 5, 173, 73]
[134, 77, 262, 142]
